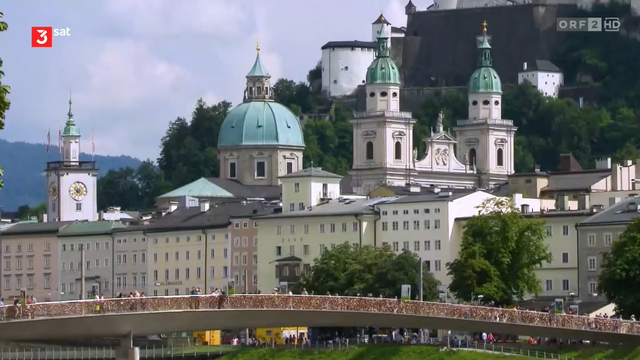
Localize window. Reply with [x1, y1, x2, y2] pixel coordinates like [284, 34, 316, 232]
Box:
[562, 279, 570, 291]
[175, 269, 180, 280]
[3, 278, 9, 290]
[394, 141, 402, 160]
[320, 224, 325, 233]
[45, 242, 51, 251]
[424, 240, 431, 251]
[587, 256, 597, 271]
[382, 222, 388, 231]
[255, 161, 266, 178]
[290, 225, 295, 234]
[289, 203, 295, 211]
[330, 223, 336, 233]
[424, 220, 430, 229]
[604, 233, 612, 246]
[229, 161, 237, 179]
[562, 252, 569, 264]
[587, 234, 596, 247]
[28, 243, 33, 252]
[322, 183, 328, 198]
[45, 256, 51, 268]
[76, 203, 82, 211]
[44, 275, 51, 289]
[544, 225, 552, 237]
[27, 258, 33, 269]
[413, 241, 420, 251]
[294, 183, 300, 193]
[353, 222, 358, 231]
[319, 244, 326, 253]
[403, 241, 409, 250]
[403, 221, 410, 230]
[434, 220, 440, 229]
[468, 148, 477, 167]
[275, 246, 282, 256]
[392, 221, 399, 230]
[341, 223, 347, 232]
[434, 260, 441, 271]
[545, 279, 553, 292]
[365, 141, 374, 160]
[413, 220, 419, 230]
[562, 225, 569, 236]
[95, 259, 100, 268]
[496, 148, 504, 167]
[392, 242, 399, 252]
[435, 240, 441, 250]
[289, 245, 295, 255]
[276, 225, 282, 235]
[588, 282, 597, 295]
[286, 162, 293, 174]
[392, 210, 398, 215]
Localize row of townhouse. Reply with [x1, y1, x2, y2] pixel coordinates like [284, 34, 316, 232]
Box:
[0, 201, 275, 301]
[255, 167, 640, 311]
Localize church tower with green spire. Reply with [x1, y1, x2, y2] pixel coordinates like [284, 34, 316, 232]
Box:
[454, 22, 517, 186]
[45, 97, 98, 222]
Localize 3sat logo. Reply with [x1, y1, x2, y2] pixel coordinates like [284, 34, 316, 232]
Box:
[31, 27, 71, 48]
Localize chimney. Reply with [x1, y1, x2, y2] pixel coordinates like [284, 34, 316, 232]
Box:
[595, 157, 611, 170]
[40, 213, 48, 223]
[520, 204, 530, 214]
[559, 153, 583, 172]
[168, 201, 178, 213]
[406, 183, 421, 193]
[555, 194, 569, 211]
[577, 194, 590, 210]
[98, 211, 104, 221]
[534, 164, 541, 173]
[523, 62, 527, 71]
[200, 200, 210, 213]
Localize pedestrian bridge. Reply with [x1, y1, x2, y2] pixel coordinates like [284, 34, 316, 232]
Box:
[1, 295, 638, 344]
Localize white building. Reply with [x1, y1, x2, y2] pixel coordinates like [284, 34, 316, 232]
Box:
[376, 189, 496, 291]
[349, 24, 517, 195]
[321, 13, 404, 97]
[518, 60, 564, 98]
[429, 0, 639, 13]
[46, 99, 98, 222]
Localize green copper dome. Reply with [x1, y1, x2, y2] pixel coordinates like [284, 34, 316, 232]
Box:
[62, 99, 80, 136]
[468, 29, 502, 94]
[366, 27, 400, 85]
[217, 101, 305, 148]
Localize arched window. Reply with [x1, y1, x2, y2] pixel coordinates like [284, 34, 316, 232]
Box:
[394, 141, 402, 160]
[365, 141, 374, 160]
[497, 148, 504, 167]
[468, 148, 477, 168]
[249, 87, 254, 96]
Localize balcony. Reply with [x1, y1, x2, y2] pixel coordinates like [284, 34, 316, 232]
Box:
[455, 118, 514, 127]
[353, 111, 413, 119]
[46, 161, 97, 171]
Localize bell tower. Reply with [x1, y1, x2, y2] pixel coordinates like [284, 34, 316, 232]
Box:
[45, 97, 98, 222]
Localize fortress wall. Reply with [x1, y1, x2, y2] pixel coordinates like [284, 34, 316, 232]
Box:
[390, 38, 404, 83]
[402, 4, 576, 88]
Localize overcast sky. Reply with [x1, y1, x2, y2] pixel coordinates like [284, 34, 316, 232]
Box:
[2, 0, 433, 160]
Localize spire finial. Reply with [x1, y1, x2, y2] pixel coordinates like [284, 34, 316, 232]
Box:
[68, 89, 73, 119]
[482, 20, 488, 34]
[256, 39, 260, 53]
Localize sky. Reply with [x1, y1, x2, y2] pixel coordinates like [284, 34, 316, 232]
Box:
[1, 0, 434, 161]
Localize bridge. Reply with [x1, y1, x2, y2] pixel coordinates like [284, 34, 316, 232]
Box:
[0, 295, 638, 358]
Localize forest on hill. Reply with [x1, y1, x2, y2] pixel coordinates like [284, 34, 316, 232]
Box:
[68, 2, 640, 212]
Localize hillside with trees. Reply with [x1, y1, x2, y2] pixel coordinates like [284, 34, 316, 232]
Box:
[93, 2, 640, 210]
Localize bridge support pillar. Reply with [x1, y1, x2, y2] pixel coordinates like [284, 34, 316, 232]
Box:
[116, 332, 140, 360]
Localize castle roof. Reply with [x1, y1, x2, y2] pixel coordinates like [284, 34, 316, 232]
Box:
[372, 13, 391, 25]
[321, 41, 376, 50]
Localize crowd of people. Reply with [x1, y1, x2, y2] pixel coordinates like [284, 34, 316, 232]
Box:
[1, 293, 639, 336]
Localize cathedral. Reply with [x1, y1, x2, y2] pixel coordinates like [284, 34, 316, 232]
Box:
[348, 23, 517, 195]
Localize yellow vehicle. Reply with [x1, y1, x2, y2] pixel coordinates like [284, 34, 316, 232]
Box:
[255, 327, 307, 345]
[193, 330, 221, 346]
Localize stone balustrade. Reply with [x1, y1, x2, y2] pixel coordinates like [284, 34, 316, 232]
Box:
[1, 295, 638, 335]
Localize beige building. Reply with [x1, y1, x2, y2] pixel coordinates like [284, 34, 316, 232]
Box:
[58, 221, 127, 300]
[147, 201, 232, 296]
[112, 226, 150, 296]
[255, 168, 383, 293]
[0, 222, 67, 301]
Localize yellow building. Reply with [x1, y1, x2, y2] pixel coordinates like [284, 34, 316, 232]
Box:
[254, 167, 386, 293]
[146, 201, 230, 295]
[255, 327, 307, 344]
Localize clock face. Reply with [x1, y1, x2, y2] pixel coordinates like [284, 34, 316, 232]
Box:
[69, 182, 88, 202]
[49, 183, 58, 200]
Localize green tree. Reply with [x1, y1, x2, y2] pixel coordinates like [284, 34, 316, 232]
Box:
[97, 167, 141, 211]
[16, 202, 46, 220]
[598, 218, 640, 318]
[447, 197, 551, 305]
[0, 12, 9, 189]
[299, 243, 440, 300]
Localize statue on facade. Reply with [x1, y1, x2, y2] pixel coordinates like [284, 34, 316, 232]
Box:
[464, 152, 469, 165]
[413, 148, 418, 162]
[437, 111, 444, 126]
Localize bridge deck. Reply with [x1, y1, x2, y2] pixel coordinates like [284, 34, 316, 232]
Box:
[0, 295, 637, 343]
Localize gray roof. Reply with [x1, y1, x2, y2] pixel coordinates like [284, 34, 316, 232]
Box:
[255, 197, 395, 219]
[206, 178, 281, 200]
[523, 59, 561, 73]
[144, 202, 279, 233]
[280, 167, 342, 179]
[372, 185, 474, 198]
[577, 196, 640, 226]
[541, 170, 609, 192]
[383, 190, 477, 205]
[1, 221, 74, 236]
[321, 41, 377, 50]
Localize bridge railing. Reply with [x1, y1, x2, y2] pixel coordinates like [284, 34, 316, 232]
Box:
[1, 294, 638, 335]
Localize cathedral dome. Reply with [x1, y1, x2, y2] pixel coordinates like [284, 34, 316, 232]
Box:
[365, 26, 400, 85]
[468, 27, 502, 94]
[217, 101, 305, 148]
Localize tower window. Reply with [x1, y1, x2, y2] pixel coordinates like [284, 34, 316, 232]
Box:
[365, 141, 374, 160]
[286, 162, 293, 174]
[394, 141, 402, 160]
[369, 92, 375, 97]
[380, 91, 388, 97]
[472, 100, 478, 106]
[257, 87, 262, 95]
[76, 203, 82, 211]
[494, 100, 500, 106]
[255, 161, 266, 179]
[392, 92, 398, 98]
[229, 162, 237, 179]
[497, 148, 504, 167]
[482, 100, 490, 105]
[249, 87, 253, 96]
[468, 149, 477, 168]
[265, 87, 269, 96]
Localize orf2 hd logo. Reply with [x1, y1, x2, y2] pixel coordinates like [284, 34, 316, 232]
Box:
[32, 27, 53, 47]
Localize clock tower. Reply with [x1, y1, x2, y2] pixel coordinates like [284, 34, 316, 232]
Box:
[45, 98, 98, 222]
